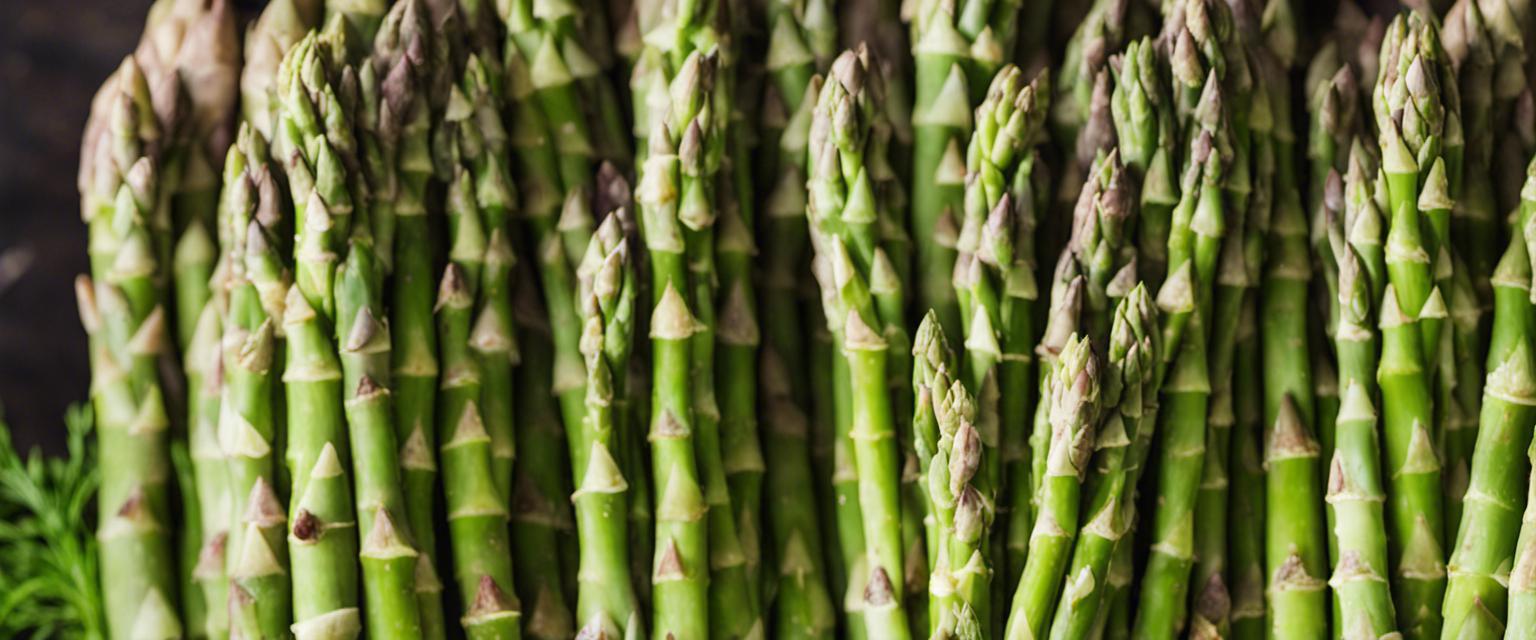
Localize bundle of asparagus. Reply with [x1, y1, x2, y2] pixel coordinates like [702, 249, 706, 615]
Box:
[47, 1, 1536, 639]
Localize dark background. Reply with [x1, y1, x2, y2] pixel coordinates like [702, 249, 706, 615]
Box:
[1, 2, 147, 454]
[0, 0, 1396, 454]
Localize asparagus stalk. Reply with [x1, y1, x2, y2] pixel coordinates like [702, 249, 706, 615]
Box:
[1442, 0, 1496, 545]
[907, 0, 1022, 342]
[1005, 331, 1103, 639]
[567, 213, 644, 638]
[807, 46, 913, 640]
[367, 2, 450, 634]
[1005, 147, 1131, 640]
[1374, 13, 1453, 636]
[953, 65, 1048, 591]
[1261, 118, 1329, 639]
[324, 0, 388, 57]
[243, 0, 320, 143]
[209, 121, 294, 640]
[1316, 152, 1400, 638]
[496, 2, 598, 616]
[186, 279, 230, 640]
[1044, 285, 1159, 639]
[272, 30, 367, 637]
[335, 225, 422, 638]
[506, 264, 579, 640]
[140, 5, 241, 414]
[437, 164, 522, 638]
[1512, 434, 1536, 638]
[1133, 2, 1240, 633]
[716, 50, 770, 623]
[1441, 161, 1536, 637]
[913, 313, 992, 635]
[758, 1, 839, 634]
[1509, 152, 1536, 640]
[77, 55, 184, 639]
[635, 1, 764, 632]
[634, 45, 716, 638]
[1112, 38, 1179, 292]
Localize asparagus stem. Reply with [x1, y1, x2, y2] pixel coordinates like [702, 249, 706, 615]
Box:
[808, 47, 913, 640]
[568, 213, 644, 637]
[78, 55, 184, 639]
[635, 47, 715, 640]
[908, 0, 1021, 342]
[1044, 287, 1160, 640]
[437, 136, 522, 635]
[758, 1, 839, 633]
[1441, 160, 1536, 636]
[508, 266, 578, 640]
[954, 65, 1048, 598]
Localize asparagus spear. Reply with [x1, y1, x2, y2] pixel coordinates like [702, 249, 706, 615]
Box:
[1441, 160, 1536, 637]
[634, 46, 716, 639]
[1005, 330, 1103, 639]
[507, 273, 579, 640]
[1005, 148, 1130, 640]
[1043, 285, 1159, 639]
[1047, 0, 1144, 268]
[77, 55, 185, 639]
[272, 30, 367, 637]
[635, 1, 764, 633]
[437, 162, 522, 638]
[952, 65, 1048, 591]
[807, 46, 913, 640]
[715, 11, 770, 608]
[1133, 2, 1241, 634]
[907, 0, 1022, 341]
[1261, 103, 1329, 639]
[335, 209, 423, 639]
[913, 313, 993, 635]
[1317, 153, 1399, 638]
[1508, 161, 1536, 639]
[1113, 38, 1179, 291]
[367, 2, 450, 634]
[243, 0, 321, 143]
[1512, 434, 1536, 638]
[758, 1, 839, 634]
[566, 213, 644, 638]
[1374, 13, 1453, 636]
[324, 0, 388, 57]
[209, 122, 295, 640]
[185, 278, 230, 640]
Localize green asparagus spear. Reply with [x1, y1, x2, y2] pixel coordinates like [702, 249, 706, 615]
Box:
[1374, 13, 1454, 636]
[438, 166, 522, 638]
[568, 213, 644, 638]
[367, 2, 450, 633]
[758, 1, 839, 634]
[953, 65, 1048, 593]
[1004, 333, 1102, 639]
[1441, 159, 1536, 637]
[78, 56, 184, 640]
[907, 0, 1022, 342]
[1133, 2, 1239, 629]
[807, 46, 914, 640]
[634, 46, 717, 640]
[913, 313, 993, 635]
[211, 121, 294, 640]
[272, 30, 367, 637]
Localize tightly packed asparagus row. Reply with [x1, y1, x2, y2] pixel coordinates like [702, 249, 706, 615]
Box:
[64, 0, 1536, 639]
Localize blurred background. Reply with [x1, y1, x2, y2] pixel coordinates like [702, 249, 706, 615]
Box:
[0, 1, 258, 454]
[1, 2, 148, 454]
